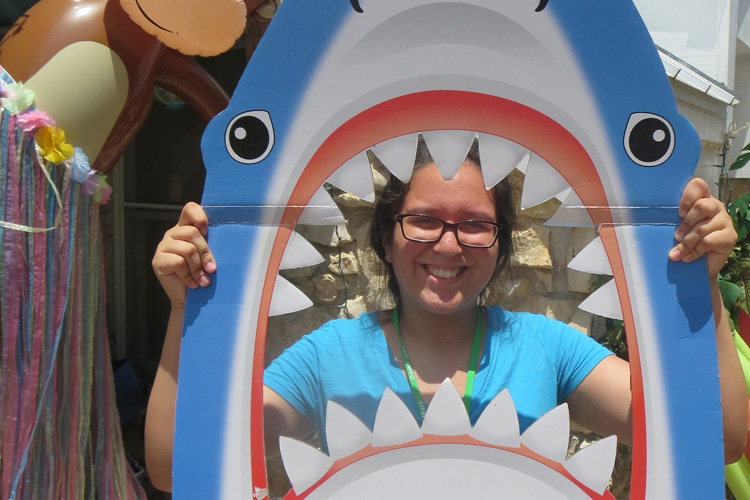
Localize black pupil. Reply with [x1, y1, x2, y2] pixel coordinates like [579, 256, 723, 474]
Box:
[628, 118, 671, 164]
[229, 116, 269, 161]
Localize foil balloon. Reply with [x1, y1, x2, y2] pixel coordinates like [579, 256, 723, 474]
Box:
[0, 0, 266, 174]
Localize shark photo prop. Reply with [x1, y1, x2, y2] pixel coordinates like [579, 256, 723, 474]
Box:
[174, 0, 722, 498]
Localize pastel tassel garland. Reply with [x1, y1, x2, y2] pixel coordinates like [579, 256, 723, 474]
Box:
[0, 67, 144, 499]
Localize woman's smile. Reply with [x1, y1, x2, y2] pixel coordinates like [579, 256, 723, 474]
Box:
[424, 264, 463, 280]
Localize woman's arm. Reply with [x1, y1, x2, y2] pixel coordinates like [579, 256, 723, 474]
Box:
[708, 275, 748, 463]
[145, 202, 216, 491]
[145, 305, 187, 491]
[144, 203, 315, 490]
[264, 387, 316, 458]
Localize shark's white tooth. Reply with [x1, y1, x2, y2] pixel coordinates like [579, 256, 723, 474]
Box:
[279, 436, 333, 494]
[514, 151, 531, 174]
[325, 401, 373, 460]
[520, 403, 570, 463]
[554, 186, 573, 202]
[269, 275, 313, 316]
[578, 279, 623, 320]
[422, 130, 475, 180]
[372, 387, 423, 447]
[372, 134, 419, 183]
[469, 389, 520, 447]
[421, 379, 472, 436]
[567, 236, 613, 276]
[326, 150, 376, 202]
[563, 435, 617, 495]
[297, 186, 346, 225]
[477, 134, 528, 189]
[545, 190, 596, 227]
[279, 231, 325, 270]
[520, 153, 570, 210]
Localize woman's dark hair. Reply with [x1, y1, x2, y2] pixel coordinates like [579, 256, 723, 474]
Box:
[369, 136, 516, 307]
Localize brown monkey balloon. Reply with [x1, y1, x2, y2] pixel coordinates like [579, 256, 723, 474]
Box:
[0, 0, 266, 174]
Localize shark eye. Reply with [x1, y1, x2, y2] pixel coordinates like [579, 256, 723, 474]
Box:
[624, 112, 675, 167]
[225, 111, 274, 164]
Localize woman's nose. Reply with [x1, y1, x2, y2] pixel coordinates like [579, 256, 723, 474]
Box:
[434, 227, 462, 255]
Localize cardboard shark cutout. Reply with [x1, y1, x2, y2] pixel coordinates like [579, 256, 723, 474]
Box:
[173, 0, 723, 498]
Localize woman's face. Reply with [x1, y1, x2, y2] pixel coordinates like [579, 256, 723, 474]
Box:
[384, 162, 499, 316]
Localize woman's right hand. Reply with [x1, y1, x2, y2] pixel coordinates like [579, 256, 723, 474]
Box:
[152, 202, 216, 307]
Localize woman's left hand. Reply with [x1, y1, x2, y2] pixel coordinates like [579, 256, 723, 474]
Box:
[669, 178, 737, 278]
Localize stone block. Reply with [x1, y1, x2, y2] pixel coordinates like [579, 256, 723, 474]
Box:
[335, 191, 373, 209]
[534, 269, 553, 292]
[567, 309, 592, 336]
[544, 299, 578, 324]
[567, 268, 595, 294]
[312, 273, 345, 303]
[339, 296, 368, 319]
[329, 250, 360, 275]
[296, 223, 353, 247]
[512, 225, 552, 270]
[280, 264, 319, 279]
[520, 197, 561, 220]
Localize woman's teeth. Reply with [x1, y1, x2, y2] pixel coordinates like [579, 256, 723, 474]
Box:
[426, 266, 459, 279]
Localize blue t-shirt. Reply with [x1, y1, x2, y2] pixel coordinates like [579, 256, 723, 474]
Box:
[264, 306, 611, 448]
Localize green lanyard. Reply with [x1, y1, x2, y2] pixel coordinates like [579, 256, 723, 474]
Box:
[392, 307, 484, 421]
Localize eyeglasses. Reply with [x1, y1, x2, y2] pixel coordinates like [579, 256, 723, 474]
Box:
[394, 214, 500, 248]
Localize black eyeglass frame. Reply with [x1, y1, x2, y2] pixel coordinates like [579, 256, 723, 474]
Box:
[394, 214, 500, 248]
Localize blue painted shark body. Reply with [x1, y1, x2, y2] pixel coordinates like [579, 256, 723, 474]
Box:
[173, 1, 722, 498]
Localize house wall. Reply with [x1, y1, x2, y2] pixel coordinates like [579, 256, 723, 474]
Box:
[634, 0, 735, 83]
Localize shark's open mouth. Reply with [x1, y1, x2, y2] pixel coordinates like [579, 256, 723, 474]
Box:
[251, 91, 643, 497]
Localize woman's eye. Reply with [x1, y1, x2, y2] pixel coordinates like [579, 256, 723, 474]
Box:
[623, 112, 675, 167]
[460, 221, 487, 234]
[410, 217, 441, 230]
[225, 111, 274, 164]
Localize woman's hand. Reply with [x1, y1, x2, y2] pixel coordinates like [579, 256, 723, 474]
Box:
[669, 178, 737, 278]
[152, 202, 216, 307]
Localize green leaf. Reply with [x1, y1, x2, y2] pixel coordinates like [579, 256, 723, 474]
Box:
[739, 224, 749, 242]
[719, 279, 742, 314]
[730, 151, 750, 170]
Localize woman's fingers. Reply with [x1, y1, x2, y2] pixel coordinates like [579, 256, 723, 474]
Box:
[154, 251, 200, 289]
[152, 203, 216, 305]
[674, 197, 721, 242]
[670, 178, 736, 277]
[671, 218, 734, 262]
[166, 225, 215, 277]
[167, 239, 212, 285]
[677, 177, 711, 218]
[177, 202, 209, 236]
